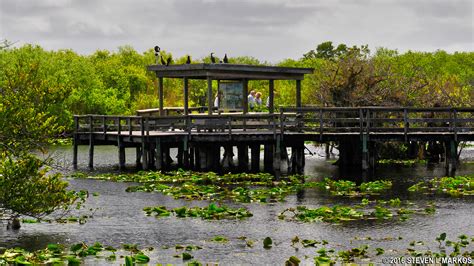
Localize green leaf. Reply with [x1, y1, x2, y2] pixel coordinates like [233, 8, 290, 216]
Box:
[263, 237, 273, 249]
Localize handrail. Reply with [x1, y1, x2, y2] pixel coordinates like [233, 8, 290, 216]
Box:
[73, 107, 474, 138]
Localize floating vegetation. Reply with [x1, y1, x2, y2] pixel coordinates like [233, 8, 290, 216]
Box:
[279, 198, 434, 223]
[211, 236, 229, 243]
[126, 173, 311, 203]
[321, 178, 392, 196]
[143, 203, 252, 220]
[377, 159, 426, 166]
[0, 242, 150, 265]
[408, 175, 474, 196]
[263, 237, 273, 249]
[280, 206, 364, 223]
[307, 234, 474, 264]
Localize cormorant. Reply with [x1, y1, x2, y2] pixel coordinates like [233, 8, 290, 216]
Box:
[166, 56, 172, 66]
[186, 55, 191, 64]
[223, 53, 228, 63]
[210, 52, 216, 63]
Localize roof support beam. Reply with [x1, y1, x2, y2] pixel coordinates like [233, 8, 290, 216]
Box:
[158, 77, 164, 116]
[207, 77, 213, 115]
[183, 77, 189, 115]
[242, 79, 248, 114]
[269, 79, 274, 114]
[296, 79, 302, 108]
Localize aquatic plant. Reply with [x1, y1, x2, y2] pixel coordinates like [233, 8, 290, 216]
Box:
[377, 159, 426, 166]
[320, 178, 392, 196]
[408, 175, 474, 196]
[143, 203, 252, 220]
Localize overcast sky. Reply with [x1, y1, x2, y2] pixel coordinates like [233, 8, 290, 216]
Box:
[1, 0, 472, 62]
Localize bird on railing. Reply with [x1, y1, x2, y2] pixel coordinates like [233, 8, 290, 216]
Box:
[210, 52, 216, 63]
[166, 56, 172, 66]
[160, 55, 167, 65]
[223, 53, 228, 63]
[154, 46, 161, 65]
[186, 55, 191, 64]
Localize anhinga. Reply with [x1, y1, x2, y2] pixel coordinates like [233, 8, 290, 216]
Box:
[186, 55, 191, 64]
[154, 46, 161, 65]
[223, 53, 228, 63]
[210, 52, 216, 63]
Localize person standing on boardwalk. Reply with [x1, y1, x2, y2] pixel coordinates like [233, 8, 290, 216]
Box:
[248, 90, 256, 110]
[255, 92, 263, 106]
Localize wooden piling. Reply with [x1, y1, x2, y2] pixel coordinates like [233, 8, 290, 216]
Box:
[273, 136, 281, 178]
[237, 144, 249, 172]
[155, 138, 162, 170]
[250, 144, 260, 172]
[136, 146, 142, 169]
[263, 144, 274, 173]
[118, 143, 126, 170]
[445, 140, 457, 176]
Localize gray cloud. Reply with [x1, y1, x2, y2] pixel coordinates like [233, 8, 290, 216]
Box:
[0, 0, 472, 62]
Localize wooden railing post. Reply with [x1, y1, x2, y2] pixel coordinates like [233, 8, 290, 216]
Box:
[453, 108, 458, 142]
[102, 116, 106, 134]
[403, 108, 408, 142]
[280, 108, 284, 138]
[319, 108, 323, 141]
[128, 117, 132, 137]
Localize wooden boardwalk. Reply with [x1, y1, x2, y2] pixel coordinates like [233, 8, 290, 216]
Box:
[73, 107, 474, 176]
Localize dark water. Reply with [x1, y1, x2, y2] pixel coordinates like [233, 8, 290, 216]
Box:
[1, 145, 473, 265]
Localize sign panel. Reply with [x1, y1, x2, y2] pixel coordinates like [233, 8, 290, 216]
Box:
[218, 81, 243, 111]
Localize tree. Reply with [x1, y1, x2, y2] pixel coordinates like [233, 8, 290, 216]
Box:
[0, 45, 83, 228]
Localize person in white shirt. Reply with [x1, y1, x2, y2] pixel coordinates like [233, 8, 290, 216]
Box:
[255, 92, 263, 106]
[214, 91, 222, 108]
[248, 90, 256, 110]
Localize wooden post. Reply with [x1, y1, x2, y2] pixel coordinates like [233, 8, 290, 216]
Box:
[362, 134, 369, 171]
[155, 138, 162, 170]
[177, 145, 184, 167]
[73, 116, 79, 169]
[290, 147, 297, 174]
[446, 140, 457, 176]
[189, 146, 195, 169]
[296, 79, 301, 107]
[242, 79, 248, 114]
[250, 144, 260, 172]
[264, 143, 274, 173]
[207, 77, 213, 115]
[269, 79, 274, 113]
[136, 146, 141, 169]
[194, 146, 201, 170]
[183, 77, 189, 115]
[183, 136, 190, 168]
[158, 77, 164, 116]
[118, 140, 126, 171]
[237, 144, 249, 172]
[221, 145, 234, 170]
[273, 135, 281, 178]
[88, 116, 94, 169]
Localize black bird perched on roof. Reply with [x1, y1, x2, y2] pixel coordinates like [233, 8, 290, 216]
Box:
[210, 52, 216, 63]
[166, 55, 172, 66]
[186, 55, 191, 64]
[154, 46, 161, 64]
[223, 53, 228, 63]
[160, 55, 167, 66]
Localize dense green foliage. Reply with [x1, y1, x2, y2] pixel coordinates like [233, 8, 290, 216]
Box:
[1, 42, 472, 134]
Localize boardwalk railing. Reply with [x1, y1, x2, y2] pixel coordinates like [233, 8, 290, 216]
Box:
[74, 107, 474, 140]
